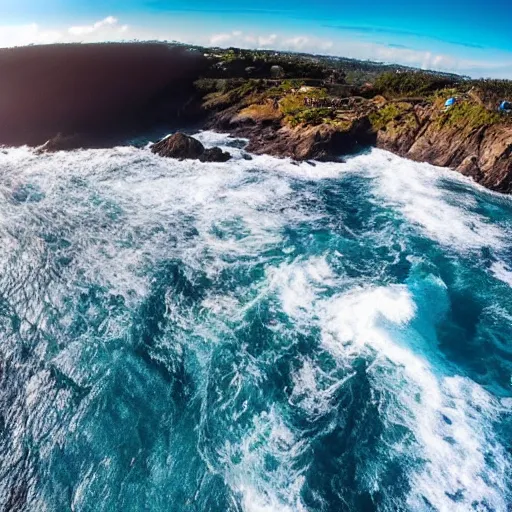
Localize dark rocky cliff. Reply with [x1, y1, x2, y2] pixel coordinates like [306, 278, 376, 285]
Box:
[0, 43, 207, 147]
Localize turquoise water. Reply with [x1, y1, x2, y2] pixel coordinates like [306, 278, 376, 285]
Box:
[0, 132, 511, 511]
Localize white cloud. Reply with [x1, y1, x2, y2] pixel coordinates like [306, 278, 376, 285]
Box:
[208, 30, 335, 54]
[215, 31, 433, 70]
[204, 29, 512, 78]
[258, 34, 277, 47]
[282, 36, 309, 50]
[209, 33, 233, 46]
[0, 16, 130, 47]
[0, 23, 63, 47]
[68, 16, 128, 37]
[0, 17, 511, 78]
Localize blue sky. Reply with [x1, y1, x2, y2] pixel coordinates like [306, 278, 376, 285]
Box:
[1, 0, 511, 77]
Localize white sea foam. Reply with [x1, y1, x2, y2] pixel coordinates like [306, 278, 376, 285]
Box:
[290, 358, 355, 418]
[0, 134, 510, 511]
[343, 149, 508, 252]
[0, 139, 299, 305]
[319, 283, 510, 511]
[268, 256, 334, 319]
[270, 255, 511, 508]
[491, 260, 512, 287]
[221, 408, 308, 512]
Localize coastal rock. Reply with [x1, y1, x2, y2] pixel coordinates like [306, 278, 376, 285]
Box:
[208, 88, 512, 193]
[151, 133, 232, 163]
[230, 115, 375, 162]
[472, 125, 512, 192]
[151, 133, 205, 159]
[0, 43, 207, 147]
[199, 147, 232, 162]
[36, 133, 87, 153]
[458, 155, 483, 181]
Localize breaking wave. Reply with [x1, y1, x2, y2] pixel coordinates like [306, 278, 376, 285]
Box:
[0, 132, 511, 511]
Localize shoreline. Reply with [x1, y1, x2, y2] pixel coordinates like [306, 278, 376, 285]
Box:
[1, 42, 510, 194]
[201, 86, 512, 194]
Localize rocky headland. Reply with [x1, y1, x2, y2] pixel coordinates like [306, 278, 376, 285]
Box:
[200, 77, 512, 193]
[1, 43, 511, 193]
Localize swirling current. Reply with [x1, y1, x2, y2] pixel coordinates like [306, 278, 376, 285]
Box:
[0, 131, 511, 512]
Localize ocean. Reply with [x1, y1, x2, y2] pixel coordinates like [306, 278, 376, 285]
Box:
[0, 131, 511, 511]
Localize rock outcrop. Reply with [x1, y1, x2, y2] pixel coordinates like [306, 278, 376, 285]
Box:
[151, 133, 205, 159]
[236, 120, 374, 161]
[199, 147, 231, 162]
[151, 132, 231, 162]
[36, 133, 93, 153]
[2, 41, 508, 194]
[0, 43, 207, 147]
[210, 100, 376, 162]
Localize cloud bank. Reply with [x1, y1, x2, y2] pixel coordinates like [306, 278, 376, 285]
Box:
[0, 16, 511, 78]
[206, 29, 512, 78]
[0, 16, 129, 47]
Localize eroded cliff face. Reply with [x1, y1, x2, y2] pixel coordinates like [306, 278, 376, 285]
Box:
[375, 104, 512, 193]
[223, 120, 375, 162]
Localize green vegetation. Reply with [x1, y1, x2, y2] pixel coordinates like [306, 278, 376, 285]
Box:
[233, 79, 261, 97]
[191, 44, 512, 132]
[465, 79, 512, 99]
[194, 77, 255, 96]
[194, 78, 219, 94]
[285, 108, 332, 127]
[201, 79, 263, 109]
[264, 79, 306, 97]
[219, 49, 239, 63]
[374, 71, 459, 97]
[238, 102, 282, 122]
[429, 87, 459, 102]
[279, 89, 326, 114]
[437, 102, 502, 130]
[192, 45, 512, 105]
[277, 88, 333, 126]
[369, 103, 412, 130]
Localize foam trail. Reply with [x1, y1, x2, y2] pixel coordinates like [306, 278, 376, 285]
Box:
[491, 261, 512, 287]
[343, 149, 509, 252]
[319, 284, 510, 511]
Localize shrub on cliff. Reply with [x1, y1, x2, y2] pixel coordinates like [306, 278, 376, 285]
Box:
[369, 103, 413, 130]
[194, 78, 220, 94]
[466, 79, 512, 99]
[437, 102, 501, 130]
[237, 102, 283, 123]
[202, 79, 262, 109]
[375, 71, 459, 97]
[263, 80, 306, 98]
[286, 107, 333, 127]
[462, 79, 512, 108]
[279, 88, 328, 115]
